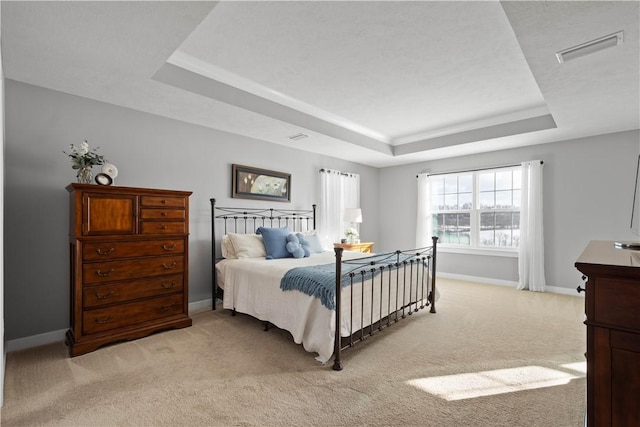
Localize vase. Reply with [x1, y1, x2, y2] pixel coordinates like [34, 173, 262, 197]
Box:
[77, 166, 93, 184]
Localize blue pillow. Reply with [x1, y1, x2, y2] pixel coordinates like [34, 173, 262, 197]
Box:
[256, 227, 290, 259]
[286, 234, 307, 258]
[299, 233, 324, 253]
[292, 234, 311, 257]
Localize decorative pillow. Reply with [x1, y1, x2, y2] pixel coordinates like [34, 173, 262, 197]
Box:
[286, 234, 307, 258]
[299, 233, 324, 253]
[227, 233, 267, 259]
[294, 233, 312, 257]
[221, 235, 237, 259]
[256, 227, 290, 260]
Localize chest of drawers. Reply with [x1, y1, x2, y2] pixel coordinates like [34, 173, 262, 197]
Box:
[66, 184, 192, 356]
[575, 240, 640, 426]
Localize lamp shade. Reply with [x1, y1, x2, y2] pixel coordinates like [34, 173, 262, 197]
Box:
[343, 208, 363, 223]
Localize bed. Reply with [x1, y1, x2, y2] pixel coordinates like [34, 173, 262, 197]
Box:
[211, 199, 438, 370]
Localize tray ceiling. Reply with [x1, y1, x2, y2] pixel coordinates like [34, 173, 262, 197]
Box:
[2, 1, 638, 167]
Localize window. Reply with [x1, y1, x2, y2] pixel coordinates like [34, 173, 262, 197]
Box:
[429, 167, 521, 250]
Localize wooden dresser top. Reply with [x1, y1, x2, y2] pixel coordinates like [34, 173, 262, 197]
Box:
[576, 240, 640, 278]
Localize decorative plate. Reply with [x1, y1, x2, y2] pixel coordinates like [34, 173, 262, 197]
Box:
[102, 163, 119, 178]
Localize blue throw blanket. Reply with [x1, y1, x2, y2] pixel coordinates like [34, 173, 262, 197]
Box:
[280, 254, 420, 310]
[280, 263, 352, 310]
[280, 254, 409, 310]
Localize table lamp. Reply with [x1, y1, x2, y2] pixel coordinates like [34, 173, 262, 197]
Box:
[343, 208, 362, 243]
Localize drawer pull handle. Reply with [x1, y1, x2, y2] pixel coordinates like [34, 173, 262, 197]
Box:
[96, 247, 115, 256]
[96, 290, 115, 299]
[161, 281, 175, 289]
[160, 303, 176, 311]
[161, 212, 168, 216]
[94, 315, 114, 324]
[161, 225, 168, 230]
[161, 200, 167, 204]
[162, 262, 177, 269]
[162, 244, 177, 251]
[96, 268, 114, 277]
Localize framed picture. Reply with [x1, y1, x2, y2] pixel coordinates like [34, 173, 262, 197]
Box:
[232, 164, 291, 202]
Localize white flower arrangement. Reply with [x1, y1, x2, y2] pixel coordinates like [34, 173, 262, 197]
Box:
[345, 227, 359, 238]
[64, 140, 107, 170]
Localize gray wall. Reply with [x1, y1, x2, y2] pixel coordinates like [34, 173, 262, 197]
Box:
[377, 129, 640, 290]
[3, 80, 379, 341]
[5, 78, 639, 342]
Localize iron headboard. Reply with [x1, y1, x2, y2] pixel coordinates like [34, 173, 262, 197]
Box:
[210, 198, 316, 309]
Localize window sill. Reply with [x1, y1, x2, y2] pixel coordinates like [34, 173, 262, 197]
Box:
[437, 246, 519, 258]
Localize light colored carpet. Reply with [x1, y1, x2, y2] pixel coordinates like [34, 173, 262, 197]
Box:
[1, 279, 586, 426]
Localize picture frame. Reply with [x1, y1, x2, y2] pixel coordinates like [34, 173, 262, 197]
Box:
[232, 164, 291, 202]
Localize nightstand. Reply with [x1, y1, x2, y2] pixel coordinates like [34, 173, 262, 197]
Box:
[333, 242, 374, 253]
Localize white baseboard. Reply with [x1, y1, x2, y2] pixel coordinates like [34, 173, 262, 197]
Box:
[5, 299, 216, 353]
[189, 298, 214, 313]
[543, 285, 583, 296]
[438, 272, 518, 288]
[437, 273, 583, 297]
[5, 329, 67, 353]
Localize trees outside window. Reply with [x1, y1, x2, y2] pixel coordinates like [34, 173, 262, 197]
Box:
[429, 167, 521, 249]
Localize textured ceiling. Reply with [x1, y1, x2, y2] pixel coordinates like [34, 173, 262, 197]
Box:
[2, 1, 639, 167]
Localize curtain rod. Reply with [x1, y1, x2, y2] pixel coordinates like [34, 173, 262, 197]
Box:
[319, 168, 358, 177]
[417, 160, 543, 178]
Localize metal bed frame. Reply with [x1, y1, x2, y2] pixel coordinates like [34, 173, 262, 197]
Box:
[210, 198, 437, 370]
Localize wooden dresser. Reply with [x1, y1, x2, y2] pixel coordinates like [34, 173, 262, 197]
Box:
[333, 242, 374, 253]
[575, 240, 640, 427]
[66, 184, 192, 356]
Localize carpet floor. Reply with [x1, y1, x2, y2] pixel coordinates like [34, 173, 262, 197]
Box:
[1, 278, 586, 426]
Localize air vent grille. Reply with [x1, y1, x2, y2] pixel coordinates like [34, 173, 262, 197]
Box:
[288, 133, 309, 141]
[556, 31, 624, 63]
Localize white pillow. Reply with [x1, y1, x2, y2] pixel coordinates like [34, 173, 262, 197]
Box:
[228, 233, 267, 259]
[299, 229, 318, 236]
[221, 235, 236, 259]
[297, 233, 324, 254]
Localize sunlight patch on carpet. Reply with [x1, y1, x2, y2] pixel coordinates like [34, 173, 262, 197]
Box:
[560, 361, 586, 374]
[406, 366, 580, 401]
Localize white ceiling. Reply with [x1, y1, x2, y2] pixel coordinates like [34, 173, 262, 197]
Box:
[2, 1, 639, 167]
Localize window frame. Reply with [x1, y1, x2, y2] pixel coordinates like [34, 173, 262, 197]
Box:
[429, 166, 521, 256]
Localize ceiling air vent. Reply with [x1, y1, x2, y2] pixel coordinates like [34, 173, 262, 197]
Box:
[288, 133, 309, 141]
[556, 31, 624, 63]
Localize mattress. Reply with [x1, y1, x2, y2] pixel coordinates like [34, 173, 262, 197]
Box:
[215, 251, 431, 363]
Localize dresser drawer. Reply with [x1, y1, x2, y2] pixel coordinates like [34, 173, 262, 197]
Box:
[140, 195, 185, 208]
[83, 255, 184, 285]
[83, 274, 183, 308]
[140, 222, 185, 234]
[593, 277, 640, 331]
[140, 208, 185, 220]
[83, 239, 184, 261]
[83, 294, 184, 335]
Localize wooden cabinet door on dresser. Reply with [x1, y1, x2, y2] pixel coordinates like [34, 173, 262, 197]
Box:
[66, 183, 193, 356]
[575, 241, 640, 427]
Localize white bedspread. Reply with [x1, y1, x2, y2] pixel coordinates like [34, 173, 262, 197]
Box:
[215, 251, 432, 363]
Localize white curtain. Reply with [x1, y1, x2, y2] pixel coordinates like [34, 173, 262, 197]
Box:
[518, 161, 546, 291]
[319, 170, 360, 249]
[416, 173, 432, 248]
